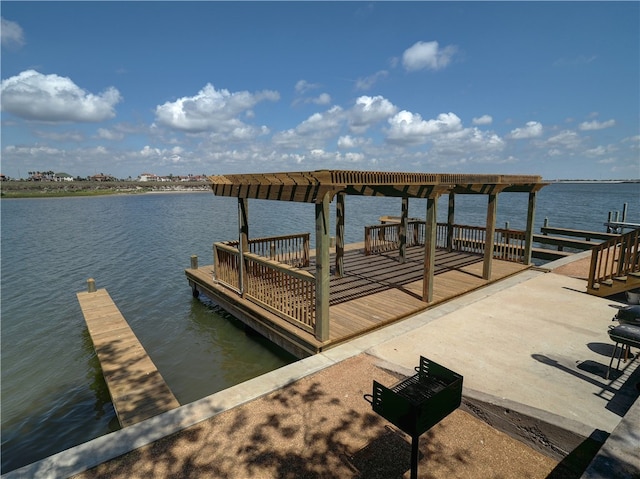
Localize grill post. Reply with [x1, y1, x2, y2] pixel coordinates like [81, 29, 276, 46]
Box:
[410, 435, 419, 479]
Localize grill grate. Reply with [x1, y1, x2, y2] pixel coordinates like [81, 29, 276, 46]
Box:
[391, 373, 448, 404]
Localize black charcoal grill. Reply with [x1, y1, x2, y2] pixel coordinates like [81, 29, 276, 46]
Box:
[613, 305, 640, 325]
[607, 305, 640, 379]
[364, 356, 463, 479]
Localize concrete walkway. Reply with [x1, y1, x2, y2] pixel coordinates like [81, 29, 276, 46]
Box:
[4, 253, 639, 478]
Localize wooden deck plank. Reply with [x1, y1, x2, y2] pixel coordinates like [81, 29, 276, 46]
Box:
[77, 289, 180, 427]
[186, 246, 530, 357]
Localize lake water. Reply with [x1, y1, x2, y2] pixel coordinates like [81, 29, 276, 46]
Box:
[1, 182, 638, 473]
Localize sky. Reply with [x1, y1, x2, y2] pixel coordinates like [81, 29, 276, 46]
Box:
[1, 2, 639, 181]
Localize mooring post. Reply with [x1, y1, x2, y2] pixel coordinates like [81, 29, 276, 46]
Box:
[190, 255, 198, 269]
[87, 278, 96, 293]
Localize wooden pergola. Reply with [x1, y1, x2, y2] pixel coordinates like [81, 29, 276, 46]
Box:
[208, 170, 547, 343]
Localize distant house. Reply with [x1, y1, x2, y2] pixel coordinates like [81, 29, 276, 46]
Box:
[138, 173, 159, 182]
[54, 173, 74, 182]
[90, 173, 115, 182]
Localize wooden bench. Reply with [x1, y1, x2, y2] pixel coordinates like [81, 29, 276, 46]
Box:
[540, 226, 619, 242]
[452, 237, 573, 261]
[533, 234, 599, 251]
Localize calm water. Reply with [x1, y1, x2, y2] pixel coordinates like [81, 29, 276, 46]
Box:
[1, 182, 638, 472]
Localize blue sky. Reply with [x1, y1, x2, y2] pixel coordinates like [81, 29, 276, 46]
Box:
[1, 2, 638, 180]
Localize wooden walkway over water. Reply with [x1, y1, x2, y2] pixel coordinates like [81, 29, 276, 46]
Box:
[77, 288, 180, 427]
[186, 246, 529, 357]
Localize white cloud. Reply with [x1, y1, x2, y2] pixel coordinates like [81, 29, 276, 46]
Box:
[295, 80, 321, 94]
[597, 158, 616, 165]
[314, 93, 332, 105]
[546, 130, 582, 150]
[293, 80, 330, 106]
[0, 70, 121, 122]
[584, 145, 617, 157]
[337, 135, 370, 150]
[1, 17, 25, 48]
[272, 106, 345, 148]
[154, 83, 279, 133]
[349, 95, 397, 134]
[97, 128, 124, 141]
[402, 41, 457, 72]
[386, 111, 462, 144]
[355, 70, 389, 91]
[579, 119, 616, 131]
[295, 92, 332, 106]
[509, 121, 543, 139]
[35, 130, 85, 142]
[472, 115, 493, 126]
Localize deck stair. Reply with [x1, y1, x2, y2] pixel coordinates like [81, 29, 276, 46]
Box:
[587, 229, 640, 297]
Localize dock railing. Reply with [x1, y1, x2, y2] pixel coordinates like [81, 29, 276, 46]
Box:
[588, 228, 640, 290]
[213, 234, 315, 332]
[364, 220, 425, 254]
[213, 242, 242, 291]
[449, 224, 527, 263]
[225, 232, 310, 268]
[244, 253, 315, 333]
[364, 222, 526, 263]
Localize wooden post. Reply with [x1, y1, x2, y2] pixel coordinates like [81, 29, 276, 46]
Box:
[447, 193, 455, 251]
[399, 197, 408, 263]
[190, 255, 198, 269]
[483, 193, 498, 279]
[238, 198, 249, 297]
[523, 191, 537, 265]
[87, 278, 96, 293]
[422, 196, 437, 302]
[315, 193, 331, 341]
[212, 243, 218, 280]
[335, 192, 345, 278]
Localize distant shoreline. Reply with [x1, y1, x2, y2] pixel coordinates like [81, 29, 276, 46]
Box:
[0, 181, 211, 199]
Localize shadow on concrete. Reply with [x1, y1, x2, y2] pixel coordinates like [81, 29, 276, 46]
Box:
[532, 353, 640, 417]
[587, 341, 618, 357]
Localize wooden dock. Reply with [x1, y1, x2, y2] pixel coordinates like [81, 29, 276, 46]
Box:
[187, 247, 529, 358]
[77, 287, 180, 427]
